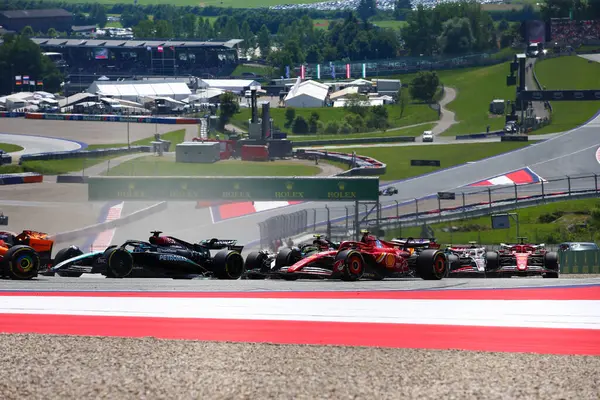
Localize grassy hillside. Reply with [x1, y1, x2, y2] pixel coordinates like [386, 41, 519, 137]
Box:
[386, 198, 600, 245]
[534, 56, 600, 134]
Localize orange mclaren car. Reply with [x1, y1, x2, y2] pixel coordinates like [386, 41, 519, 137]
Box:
[0, 230, 54, 280]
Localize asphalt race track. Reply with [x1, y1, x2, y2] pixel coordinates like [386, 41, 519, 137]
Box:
[0, 132, 82, 157]
[110, 112, 600, 247]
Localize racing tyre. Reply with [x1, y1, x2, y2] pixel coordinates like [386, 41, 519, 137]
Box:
[105, 248, 134, 278]
[446, 253, 460, 277]
[336, 250, 365, 281]
[275, 247, 302, 270]
[543, 252, 559, 278]
[244, 251, 269, 272]
[416, 249, 447, 280]
[54, 246, 84, 278]
[213, 250, 244, 279]
[2, 245, 40, 280]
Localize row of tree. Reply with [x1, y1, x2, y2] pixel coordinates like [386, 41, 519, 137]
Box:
[0, 34, 62, 95]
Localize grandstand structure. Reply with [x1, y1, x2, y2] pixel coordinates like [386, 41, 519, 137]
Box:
[550, 18, 600, 46]
[25, 37, 243, 91]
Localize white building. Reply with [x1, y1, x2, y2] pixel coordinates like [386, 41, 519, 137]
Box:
[284, 79, 330, 108]
[198, 79, 260, 94]
[87, 80, 192, 102]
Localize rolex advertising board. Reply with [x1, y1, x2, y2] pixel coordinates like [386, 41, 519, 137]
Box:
[88, 176, 380, 201]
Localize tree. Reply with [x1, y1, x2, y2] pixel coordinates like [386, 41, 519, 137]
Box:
[291, 115, 309, 134]
[154, 20, 173, 38]
[357, 0, 377, 23]
[309, 112, 320, 134]
[121, 9, 147, 29]
[257, 24, 271, 59]
[343, 93, 371, 117]
[0, 34, 62, 95]
[367, 105, 389, 130]
[240, 20, 255, 58]
[21, 26, 34, 37]
[182, 14, 197, 38]
[409, 71, 439, 103]
[437, 17, 476, 55]
[284, 107, 296, 128]
[89, 5, 108, 29]
[394, 0, 412, 20]
[397, 86, 409, 117]
[46, 28, 58, 38]
[218, 92, 239, 129]
[133, 20, 155, 38]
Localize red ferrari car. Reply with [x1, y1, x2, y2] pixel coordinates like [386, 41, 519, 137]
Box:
[485, 237, 559, 278]
[273, 232, 447, 281]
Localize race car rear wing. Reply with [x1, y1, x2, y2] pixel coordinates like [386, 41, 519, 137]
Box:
[200, 239, 244, 252]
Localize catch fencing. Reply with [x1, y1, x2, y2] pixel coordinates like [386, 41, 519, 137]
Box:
[258, 173, 600, 249]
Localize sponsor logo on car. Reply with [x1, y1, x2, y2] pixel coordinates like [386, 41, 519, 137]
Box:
[159, 254, 188, 262]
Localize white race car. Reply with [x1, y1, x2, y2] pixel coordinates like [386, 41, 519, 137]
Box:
[445, 242, 487, 276]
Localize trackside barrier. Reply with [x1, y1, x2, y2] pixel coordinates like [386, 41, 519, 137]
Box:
[0, 153, 12, 165]
[19, 145, 152, 163]
[50, 201, 168, 243]
[455, 131, 504, 140]
[0, 172, 43, 185]
[296, 149, 386, 177]
[56, 175, 88, 184]
[24, 113, 202, 124]
[293, 136, 416, 147]
[501, 135, 529, 142]
[261, 172, 600, 251]
[559, 250, 600, 274]
[0, 112, 26, 118]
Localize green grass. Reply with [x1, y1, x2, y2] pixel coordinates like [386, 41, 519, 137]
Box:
[289, 123, 435, 142]
[386, 198, 599, 245]
[534, 56, 600, 134]
[338, 142, 530, 181]
[105, 157, 321, 177]
[0, 129, 187, 175]
[438, 62, 516, 136]
[232, 103, 438, 134]
[0, 156, 116, 175]
[0, 143, 24, 153]
[86, 129, 186, 150]
[231, 64, 272, 77]
[372, 20, 408, 30]
[388, 62, 516, 136]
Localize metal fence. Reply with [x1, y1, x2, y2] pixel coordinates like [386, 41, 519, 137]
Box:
[259, 173, 600, 247]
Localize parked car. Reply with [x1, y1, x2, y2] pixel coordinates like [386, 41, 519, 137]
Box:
[422, 130, 434, 142]
[558, 242, 599, 251]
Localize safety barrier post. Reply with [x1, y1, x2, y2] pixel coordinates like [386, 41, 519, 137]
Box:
[541, 179, 545, 200]
[313, 209, 317, 229]
[462, 192, 466, 221]
[345, 206, 349, 232]
[415, 198, 419, 220]
[325, 205, 331, 238]
[514, 183, 518, 204]
[488, 188, 492, 209]
[395, 200, 399, 224]
[595, 174, 598, 193]
[568, 176, 571, 197]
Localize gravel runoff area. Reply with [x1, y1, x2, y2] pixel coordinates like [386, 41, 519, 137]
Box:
[1, 334, 598, 400]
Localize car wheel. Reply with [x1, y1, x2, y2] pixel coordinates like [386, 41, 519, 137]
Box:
[416, 249, 447, 280]
[244, 251, 269, 273]
[105, 248, 133, 278]
[336, 250, 364, 281]
[54, 246, 84, 278]
[213, 250, 244, 279]
[275, 247, 301, 270]
[2, 245, 40, 280]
